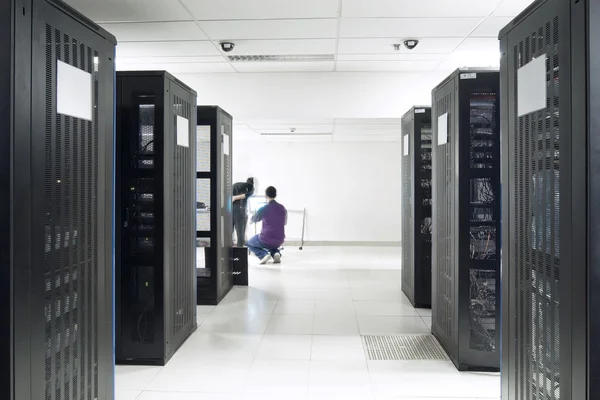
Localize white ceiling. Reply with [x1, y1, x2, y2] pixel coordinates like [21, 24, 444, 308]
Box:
[65, 0, 535, 74]
[234, 118, 409, 143]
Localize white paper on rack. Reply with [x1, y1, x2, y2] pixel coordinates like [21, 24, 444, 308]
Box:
[403, 134, 409, 156]
[176, 115, 189, 147]
[518, 55, 547, 116]
[223, 132, 230, 155]
[438, 113, 449, 146]
[57, 60, 92, 121]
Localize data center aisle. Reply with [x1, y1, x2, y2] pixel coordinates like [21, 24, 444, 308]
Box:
[115, 246, 500, 400]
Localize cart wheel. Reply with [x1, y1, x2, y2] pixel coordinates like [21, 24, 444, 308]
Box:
[299, 247, 303, 250]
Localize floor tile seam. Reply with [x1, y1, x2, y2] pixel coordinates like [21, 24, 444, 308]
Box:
[243, 309, 273, 389]
[139, 366, 165, 393]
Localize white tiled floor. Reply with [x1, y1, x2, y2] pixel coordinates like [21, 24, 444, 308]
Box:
[116, 246, 500, 400]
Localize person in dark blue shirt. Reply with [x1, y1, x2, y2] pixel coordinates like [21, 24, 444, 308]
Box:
[248, 186, 287, 264]
[232, 177, 256, 246]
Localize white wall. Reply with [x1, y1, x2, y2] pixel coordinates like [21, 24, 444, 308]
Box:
[233, 139, 402, 243]
[180, 70, 448, 122]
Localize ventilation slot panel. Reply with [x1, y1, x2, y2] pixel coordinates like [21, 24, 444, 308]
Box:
[44, 24, 99, 400]
[512, 16, 561, 400]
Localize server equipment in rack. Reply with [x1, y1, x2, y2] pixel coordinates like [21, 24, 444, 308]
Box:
[401, 106, 433, 308]
[196, 106, 234, 305]
[500, 0, 600, 398]
[116, 71, 198, 365]
[431, 69, 501, 371]
[0, 0, 116, 398]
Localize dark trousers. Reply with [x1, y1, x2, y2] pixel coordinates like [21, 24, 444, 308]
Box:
[247, 235, 281, 260]
[233, 206, 248, 246]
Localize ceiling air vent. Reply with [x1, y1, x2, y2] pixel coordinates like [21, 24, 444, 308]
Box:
[228, 54, 335, 62]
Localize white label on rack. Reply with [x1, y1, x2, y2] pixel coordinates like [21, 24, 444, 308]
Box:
[403, 134, 409, 156]
[438, 113, 449, 146]
[460, 73, 477, 80]
[57, 60, 92, 121]
[176, 116, 189, 147]
[518, 55, 547, 116]
[223, 132, 230, 155]
[415, 108, 426, 114]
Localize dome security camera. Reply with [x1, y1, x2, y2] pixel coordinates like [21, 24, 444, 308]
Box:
[403, 39, 420, 50]
[220, 42, 235, 52]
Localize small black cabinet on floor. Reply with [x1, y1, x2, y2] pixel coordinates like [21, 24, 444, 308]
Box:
[233, 247, 249, 286]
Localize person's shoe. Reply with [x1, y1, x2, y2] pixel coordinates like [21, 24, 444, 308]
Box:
[273, 253, 282, 264]
[259, 254, 272, 265]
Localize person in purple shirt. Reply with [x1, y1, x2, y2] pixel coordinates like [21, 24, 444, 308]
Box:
[248, 186, 287, 264]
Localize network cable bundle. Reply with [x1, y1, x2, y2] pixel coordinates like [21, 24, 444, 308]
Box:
[116, 71, 197, 365]
[500, 0, 600, 398]
[431, 69, 501, 371]
[401, 107, 433, 308]
[0, 0, 116, 398]
[196, 106, 234, 305]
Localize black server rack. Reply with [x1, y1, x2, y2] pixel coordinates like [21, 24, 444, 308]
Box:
[401, 106, 433, 308]
[500, 0, 600, 398]
[431, 69, 501, 371]
[196, 106, 234, 305]
[116, 71, 197, 365]
[0, 1, 116, 399]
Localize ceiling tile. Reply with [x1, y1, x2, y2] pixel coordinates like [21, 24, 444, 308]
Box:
[199, 19, 338, 40]
[470, 17, 513, 37]
[337, 53, 446, 61]
[173, 64, 237, 74]
[492, 0, 536, 17]
[233, 61, 335, 73]
[337, 38, 463, 54]
[117, 62, 235, 74]
[221, 39, 336, 56]
[454, 37, 500, 53]
[340, 18, 482, 38]
[336, 60, 440, 72]
[64, 0, 191, 22]
[116, 41, 220, 58]
[439, 38, 501, 71]
[181, 0, 340, 20]
[342, 0, 502, 18]
[117, 56, 225, 66]
[437, 58, 499, 71]
[100, 22, 206, 42]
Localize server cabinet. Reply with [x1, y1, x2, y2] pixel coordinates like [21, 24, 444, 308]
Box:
[431, 69, 501, 371]
[0, 0, 116, 399]
[116, 71, 197, 365]
[196, 106, 234, 305]
[500, 0, 600, 398]
[401, 107, 433, 308]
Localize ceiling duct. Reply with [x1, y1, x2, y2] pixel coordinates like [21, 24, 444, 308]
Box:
[228, 54, 335, 62]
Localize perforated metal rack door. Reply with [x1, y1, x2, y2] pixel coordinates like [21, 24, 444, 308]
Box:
[41, 20, 108, 400]
[432, 85, 457, 354]
[168, 88, 196, 355]
[401, 115, 414, 303]
[218, 112, 233, 297]
[505, 10, 562, 400]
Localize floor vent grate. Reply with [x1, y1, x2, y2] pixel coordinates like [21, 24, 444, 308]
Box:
[362, 335, 449, 361]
